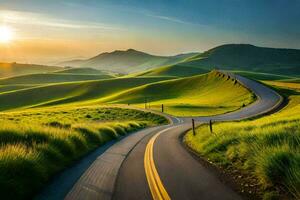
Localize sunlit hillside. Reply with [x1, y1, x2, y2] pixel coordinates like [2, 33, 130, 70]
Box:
[98, 71, 255, 116]
[0, 71, 254, 116]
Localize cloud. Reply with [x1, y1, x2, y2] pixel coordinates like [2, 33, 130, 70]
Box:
[146, 14, 193, 25]
[0, 10, 121, 30]
[146, 13, 205, 26]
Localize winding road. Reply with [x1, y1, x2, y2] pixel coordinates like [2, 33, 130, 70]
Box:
[38, 72, 282, 200]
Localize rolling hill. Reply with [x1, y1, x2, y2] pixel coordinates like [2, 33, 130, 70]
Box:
[59, 49, 197, 74]
[0, 62, 62, 78]
[54, 67, 113, 75]
[133, 64, 208, 77]
[0, 85, 37, 93]
[0, 77, 170, 111]
[180, 44, 300, 76]
[0, 71, 254, 116]
[0, 73, 114, 85]
[58, 44, 300, 76]
[100, 71, 255, 116]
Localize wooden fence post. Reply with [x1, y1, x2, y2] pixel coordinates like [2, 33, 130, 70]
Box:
[192, 119, 195, 136]
[161, 104, 164, 113]
[209, 119, 213, 133]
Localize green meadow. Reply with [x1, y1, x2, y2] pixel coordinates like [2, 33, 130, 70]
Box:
[0, 76, 170, 111]
[0, 70, 254, 117]
[132, 64, 209, 78]
[0, 106, 167, 199]
[0, 65, 257, 199]
[0, 61, 297, 200]
[0, 73, 114, 85]
[103, 71, 255, 116]
[184, 81, 300, 199]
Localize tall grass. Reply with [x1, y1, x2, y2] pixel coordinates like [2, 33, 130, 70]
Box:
[0, 106, 167, 199]
[184, 83, 300, 199]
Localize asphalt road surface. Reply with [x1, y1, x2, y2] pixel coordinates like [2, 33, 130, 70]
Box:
[63, 72, 282, 200]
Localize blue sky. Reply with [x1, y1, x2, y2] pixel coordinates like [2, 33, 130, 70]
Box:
[0, 0, 299, 63]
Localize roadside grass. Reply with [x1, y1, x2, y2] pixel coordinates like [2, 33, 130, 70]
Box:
[102, 71, 255, 116]
[0, 106, 167, 199]
[184, 82, 300, 199]
[0, 106, 167, 125]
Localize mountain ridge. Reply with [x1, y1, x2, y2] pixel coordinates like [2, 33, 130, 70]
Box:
[180, 44, 300, 76]
[58, 49, 197, 74]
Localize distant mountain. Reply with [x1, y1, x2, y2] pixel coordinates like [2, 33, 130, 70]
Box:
[58, 49, 197, 74]
[0, 62, 62, 78]
[181, 44, 300, 76]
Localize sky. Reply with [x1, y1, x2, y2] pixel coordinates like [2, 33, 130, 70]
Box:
[0, 0, 300, 64]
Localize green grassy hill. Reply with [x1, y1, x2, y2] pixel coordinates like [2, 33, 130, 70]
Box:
[0, 105, 167, 199]
[100, 71, 255, 116]
[59, 49, 196, 74]
[0, 71, 254, 116]
[133, 64, 208, 77]
[0, 77, 170, 111]
[0, 62, 62, 78]
[180, 44, 300, 76]
[0, 73, 114, 85]
[54, 67, 111, 75]
[0, 85, 37, 93]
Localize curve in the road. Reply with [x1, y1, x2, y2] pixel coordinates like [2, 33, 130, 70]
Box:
[114, 72, 283, 200]
[64, 71, 282, 200]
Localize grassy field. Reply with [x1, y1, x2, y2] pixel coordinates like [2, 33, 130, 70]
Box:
[54, 67, 113, 75]
[0, 71, 254, 117]
[0, 84, 38, 93]
[0, 76, 169, 111]
[102, 71, 255, 116]
[0, 106, 167, 199]
[132, 64, 208, 78]
[184, 81, 300, 199]
[0, 73, 114, 85]
[0, 62, 62, 78]
[0, 67, 118, 95]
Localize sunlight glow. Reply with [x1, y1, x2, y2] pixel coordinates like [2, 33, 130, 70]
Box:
[0, 26, 14, 43]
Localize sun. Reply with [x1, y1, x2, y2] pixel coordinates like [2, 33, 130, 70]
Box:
[0, 26, 14, 43]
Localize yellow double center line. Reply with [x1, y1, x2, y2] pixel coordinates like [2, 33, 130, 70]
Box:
[144, 127, 173, 200]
